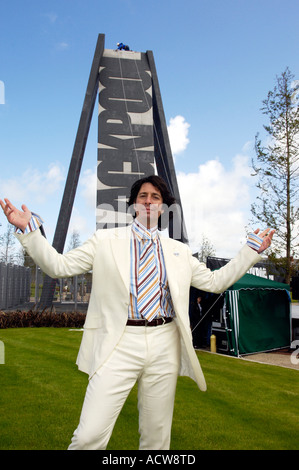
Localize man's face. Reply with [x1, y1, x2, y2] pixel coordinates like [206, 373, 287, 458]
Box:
[134, 182, 164, 227]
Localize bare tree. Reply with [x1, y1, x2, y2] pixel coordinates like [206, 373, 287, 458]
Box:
[66, 229, 82, 304]
[197, 235, 216, 263]
[0, 223, 16, 264]
[67, 229, 81, 250]
[251, 67, 299, 283]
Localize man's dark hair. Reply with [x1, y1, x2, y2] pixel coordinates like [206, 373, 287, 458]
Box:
[128, 175, 176, 229]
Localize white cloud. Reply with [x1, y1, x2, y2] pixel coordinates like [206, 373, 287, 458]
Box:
[0, 163, 66, 240]
[68, 207, 90, 238]
[44, 13, 58, 24]
[79, 168, 97, 209]
[65, 168, 97, 243]
[166, 116, 255, 257]
[56, 42, 69, 51]
[0, 163, 65, 205]
[167, 115, 190, 156]
[177, 153, 254, 258]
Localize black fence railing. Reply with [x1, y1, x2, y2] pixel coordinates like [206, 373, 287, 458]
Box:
[0, 262, 31, 310]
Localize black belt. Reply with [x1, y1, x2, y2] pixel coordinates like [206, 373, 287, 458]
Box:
[126, 317, 173, 327]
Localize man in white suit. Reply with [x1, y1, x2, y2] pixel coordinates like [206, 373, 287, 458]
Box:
[0, 176, 274, 450]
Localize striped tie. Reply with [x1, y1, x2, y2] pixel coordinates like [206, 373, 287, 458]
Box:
[137, 236, 160, 321]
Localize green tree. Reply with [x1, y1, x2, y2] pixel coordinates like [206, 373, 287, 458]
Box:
[251, 67, 299, 283]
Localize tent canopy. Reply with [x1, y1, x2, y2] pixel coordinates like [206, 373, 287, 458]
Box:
[225, 273, 291, 356]
[228, 273, 290, 291]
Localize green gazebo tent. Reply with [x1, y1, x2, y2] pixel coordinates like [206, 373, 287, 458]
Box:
[224, 273, 291, 357]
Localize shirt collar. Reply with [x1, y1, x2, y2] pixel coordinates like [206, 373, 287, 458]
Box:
[132, 218, 158, 243]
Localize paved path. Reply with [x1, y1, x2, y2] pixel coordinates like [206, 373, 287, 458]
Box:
[242, 350, 299, 371]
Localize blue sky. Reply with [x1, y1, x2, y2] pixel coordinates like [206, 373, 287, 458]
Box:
[1, 0, 299, 257]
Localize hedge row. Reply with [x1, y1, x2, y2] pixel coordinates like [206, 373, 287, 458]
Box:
[0, 309, 86, 329]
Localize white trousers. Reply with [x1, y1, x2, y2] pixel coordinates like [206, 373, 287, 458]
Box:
[68, 320, 180, 450]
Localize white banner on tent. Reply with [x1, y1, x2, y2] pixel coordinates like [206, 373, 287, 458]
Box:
[228, 290, 240, 356]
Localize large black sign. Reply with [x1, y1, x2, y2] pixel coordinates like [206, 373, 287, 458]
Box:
[97, 50, 155, 228]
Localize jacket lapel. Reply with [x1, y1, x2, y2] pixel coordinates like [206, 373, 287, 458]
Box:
[110, 225, 131, 294]
[160, 237, 181, 302]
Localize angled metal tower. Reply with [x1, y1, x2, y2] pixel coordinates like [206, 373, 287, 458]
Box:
[39, 34, 187, 308]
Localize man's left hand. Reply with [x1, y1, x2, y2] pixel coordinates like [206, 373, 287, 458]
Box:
[254, 228, 275, 254]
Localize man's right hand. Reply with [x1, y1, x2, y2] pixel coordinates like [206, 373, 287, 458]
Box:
[0, 198, 32, 232]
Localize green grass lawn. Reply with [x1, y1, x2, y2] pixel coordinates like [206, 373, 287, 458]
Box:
[0, 327, 298, 450]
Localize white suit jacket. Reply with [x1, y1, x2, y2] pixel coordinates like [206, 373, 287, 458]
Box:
[16, 225, 261, 392]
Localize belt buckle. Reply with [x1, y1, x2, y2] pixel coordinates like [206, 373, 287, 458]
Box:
[161, 317, 166, 325]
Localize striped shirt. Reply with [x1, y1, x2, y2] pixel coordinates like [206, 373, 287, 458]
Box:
[246, 232, 263, 252]
[15, 212, 44, 234]
[129, 219, 175, 320]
